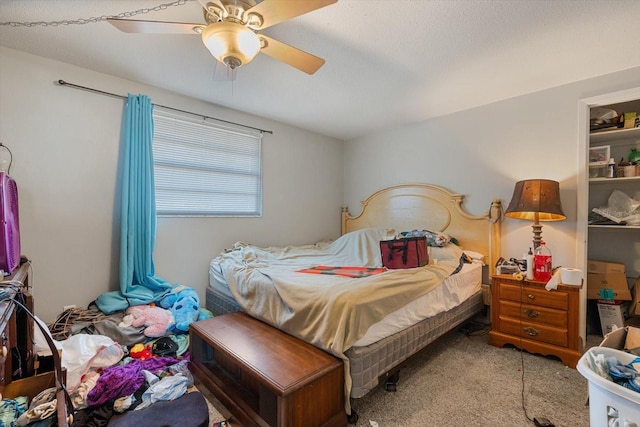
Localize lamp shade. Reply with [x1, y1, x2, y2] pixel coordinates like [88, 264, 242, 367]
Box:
[201, 22, 261, 69]
[505, 179, 566, 221]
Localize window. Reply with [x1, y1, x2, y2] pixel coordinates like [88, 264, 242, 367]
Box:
[152, 108, 262, 216]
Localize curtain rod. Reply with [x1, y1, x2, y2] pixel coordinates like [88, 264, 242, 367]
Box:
[56, 79, 273, 135]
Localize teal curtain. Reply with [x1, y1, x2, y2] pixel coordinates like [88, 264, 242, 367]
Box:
[96, 94, 173, 313]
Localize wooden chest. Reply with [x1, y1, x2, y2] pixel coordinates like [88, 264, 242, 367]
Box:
[189, 312, 346, 427]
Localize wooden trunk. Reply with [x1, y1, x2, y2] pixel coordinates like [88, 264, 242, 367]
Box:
[189, 312, 346, 427]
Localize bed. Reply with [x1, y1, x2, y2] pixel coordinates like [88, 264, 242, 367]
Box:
[205, 183, 502, 417]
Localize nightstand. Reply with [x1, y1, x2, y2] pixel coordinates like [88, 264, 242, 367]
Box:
[487, 274, 581, 368]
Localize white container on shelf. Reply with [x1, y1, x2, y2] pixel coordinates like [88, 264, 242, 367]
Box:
[589, 165, 606, 178]
[589, 145, 611, 165]
[577, 346, 640, 427]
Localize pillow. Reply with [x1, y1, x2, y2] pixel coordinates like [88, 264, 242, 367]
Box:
[451, 251, 484, 274]
[399, 229, 453, 247]
[427, 243, 463, 264]
[463, 250, 486, 262]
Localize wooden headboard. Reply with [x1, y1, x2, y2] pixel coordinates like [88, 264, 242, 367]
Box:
[341, 184, 502, 278]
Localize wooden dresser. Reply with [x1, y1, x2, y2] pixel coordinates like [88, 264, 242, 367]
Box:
[0, 259, 69, 426]
[0, 261, 34, 385]
[488, 274, 581, 368]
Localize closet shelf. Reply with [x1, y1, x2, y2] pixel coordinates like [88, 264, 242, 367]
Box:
[588, 224, 640, 230]
[590, 126, 640, 144]
[589, 176, 640, 184]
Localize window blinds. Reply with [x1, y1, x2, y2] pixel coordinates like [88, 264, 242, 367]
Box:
[152, 108, 262, 216]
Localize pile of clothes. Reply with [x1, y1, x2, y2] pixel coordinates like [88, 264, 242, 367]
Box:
[1, 285, 214, 427]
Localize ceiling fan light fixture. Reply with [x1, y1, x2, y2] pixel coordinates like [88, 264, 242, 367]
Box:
[201, 22, 260, 69]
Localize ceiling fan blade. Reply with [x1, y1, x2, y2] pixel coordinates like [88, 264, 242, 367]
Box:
[107, 18, 204, 34]
[259, 35, 325, 75]
[247, 0, 338, 30]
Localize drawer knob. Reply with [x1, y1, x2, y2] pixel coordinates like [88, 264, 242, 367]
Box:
[527, 294, 535, 300]
[0, 346, 6, 358]
[524, 309, 539, 318]
[523, 327, 539, 336]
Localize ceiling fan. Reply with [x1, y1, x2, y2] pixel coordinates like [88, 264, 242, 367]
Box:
[107, 0, 337, 75]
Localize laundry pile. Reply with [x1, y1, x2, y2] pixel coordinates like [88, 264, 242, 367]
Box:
[1, 289, 214, 427]
[586, 350, 640, 393]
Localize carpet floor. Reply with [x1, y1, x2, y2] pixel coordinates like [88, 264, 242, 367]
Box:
[200, 322, 604, 427]
[349, 327, 597, 427]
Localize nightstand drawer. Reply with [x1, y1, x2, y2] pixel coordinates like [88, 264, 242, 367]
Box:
[499, 300, 568, 329]
[499, 283, 568, 310]
[499, 318, 568, 347]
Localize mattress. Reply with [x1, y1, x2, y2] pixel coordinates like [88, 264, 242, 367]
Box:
[207, 259, 482, 346]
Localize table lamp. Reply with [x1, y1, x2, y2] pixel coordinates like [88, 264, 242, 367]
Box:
[504, 179, 566, 249]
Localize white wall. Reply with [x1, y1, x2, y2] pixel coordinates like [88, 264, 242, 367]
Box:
[0, 47, 344, 323]
[3, 44, 638, 325]
[345, 67, 640, 342]
[345, 66, 640, 273]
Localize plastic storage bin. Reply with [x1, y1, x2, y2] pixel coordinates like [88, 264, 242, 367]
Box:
[577, 347, 640, 427]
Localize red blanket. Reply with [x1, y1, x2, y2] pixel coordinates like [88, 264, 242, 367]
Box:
[296, 265, 386, 278]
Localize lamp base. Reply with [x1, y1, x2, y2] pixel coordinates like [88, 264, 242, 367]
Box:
[532, 223, 543, 249]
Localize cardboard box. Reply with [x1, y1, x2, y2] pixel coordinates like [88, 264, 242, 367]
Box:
[0, 371, 68, 425]
[0, 371, 55, 401]
[587, 272, 632, 300]
[599, 325, 640, 355]
[587, 259, 626, 275]
[597, 300, 631, 335]
[631, 278, 640, 316]
[624, 112, 637, 129]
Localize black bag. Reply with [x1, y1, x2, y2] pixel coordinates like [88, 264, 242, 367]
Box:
[108, 392, 210, 427]
[380, 236, 429, 269]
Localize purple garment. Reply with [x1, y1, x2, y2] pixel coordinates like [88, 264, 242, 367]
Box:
[87, 357, 179, 407]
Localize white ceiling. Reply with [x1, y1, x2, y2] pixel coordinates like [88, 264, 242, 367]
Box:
[1, 0, 640, 140]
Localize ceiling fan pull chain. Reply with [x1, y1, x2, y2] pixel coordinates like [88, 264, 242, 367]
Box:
[0, 0, 192, 27]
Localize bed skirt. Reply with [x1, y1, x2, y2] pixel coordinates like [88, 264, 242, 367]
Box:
[205, 286, 484, 400]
